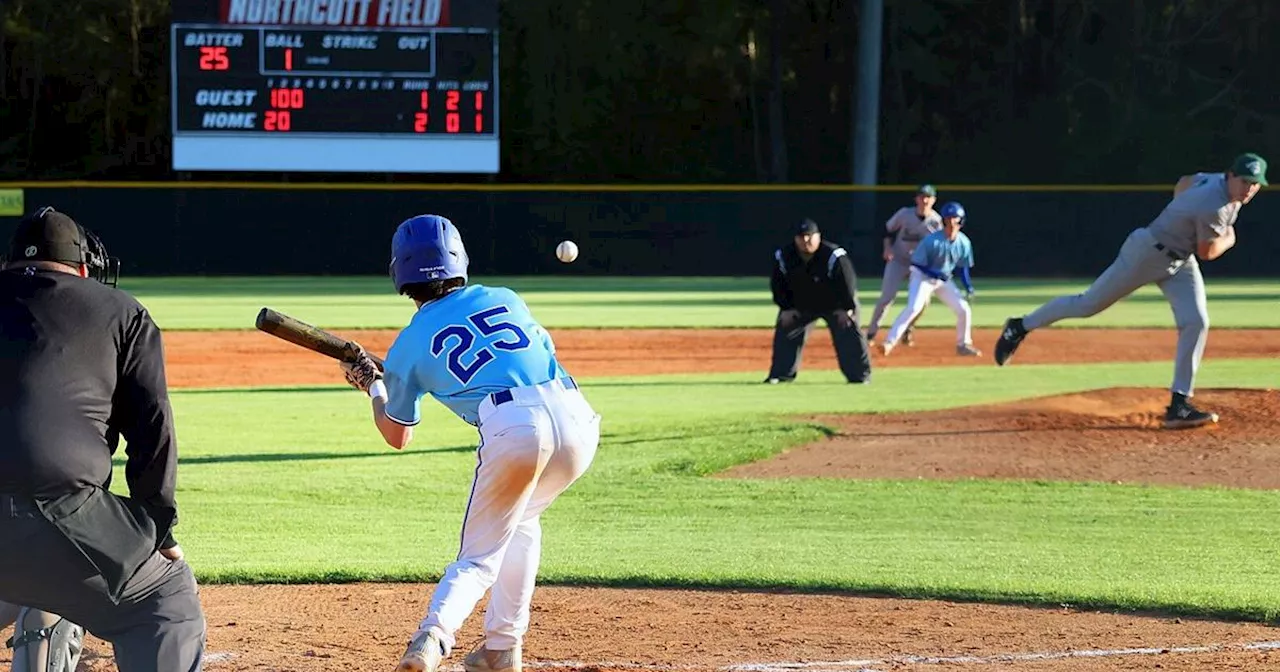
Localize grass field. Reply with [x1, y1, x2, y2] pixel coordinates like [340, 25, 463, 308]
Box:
[111, 277, 1280, 624]
[119, 275, 1280, 330]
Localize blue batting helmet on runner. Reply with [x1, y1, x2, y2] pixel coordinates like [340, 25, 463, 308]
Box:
[939, 201, 966, 223]
[389, 214, 469, 293]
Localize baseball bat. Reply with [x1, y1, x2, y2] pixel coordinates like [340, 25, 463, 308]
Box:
[254, 307, 385, 371]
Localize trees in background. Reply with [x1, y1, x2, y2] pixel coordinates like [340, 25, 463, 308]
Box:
[2, 0, 1275, 183]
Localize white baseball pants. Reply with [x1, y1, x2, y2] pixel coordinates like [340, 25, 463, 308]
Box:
[884, 267, 973, 347]
[417, 378, 600, 654]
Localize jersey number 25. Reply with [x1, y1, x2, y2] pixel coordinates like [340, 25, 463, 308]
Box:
[430, 305, 532, 385]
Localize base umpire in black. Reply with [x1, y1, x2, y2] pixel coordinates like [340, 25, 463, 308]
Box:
[0, 207, 206, 671]
[765, 218, 872, 384]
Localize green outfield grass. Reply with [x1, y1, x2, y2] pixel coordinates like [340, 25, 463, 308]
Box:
[116, 357, 1280, 622]
[118, 275, 1280, 330]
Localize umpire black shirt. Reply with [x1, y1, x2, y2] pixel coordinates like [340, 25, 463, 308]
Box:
[0, 267, 179, 539]
[770, 240, 860, 314]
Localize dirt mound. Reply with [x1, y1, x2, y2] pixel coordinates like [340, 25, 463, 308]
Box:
[14, 584, 1278, 672]
[722, 388, 1280, 489]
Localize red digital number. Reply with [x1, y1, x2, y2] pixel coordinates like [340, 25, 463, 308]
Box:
[420, 91, 429, 109]
[270, 88, 305, 109]
[264, 110, 291, 131]
[446, 90, 460, 111]
[285, 48, 293, 71]
[474, 114, 484, 133]
[414, 112, 428, 133]
[199, 46, 229, 71]
[446, 113, 460, 133]
[474, 92, 484, 110]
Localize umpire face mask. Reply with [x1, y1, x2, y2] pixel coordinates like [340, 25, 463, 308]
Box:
[3, 206, 121, 286]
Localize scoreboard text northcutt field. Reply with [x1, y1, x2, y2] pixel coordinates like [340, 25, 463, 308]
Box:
[223, 0, 445, 27]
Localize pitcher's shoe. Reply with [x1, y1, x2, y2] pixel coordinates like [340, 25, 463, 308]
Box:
[994, 317, 1027, 366]
[1164, 396, 1219, 430]
[956, 343, 982, 357]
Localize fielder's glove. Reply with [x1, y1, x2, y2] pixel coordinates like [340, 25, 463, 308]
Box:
[340, 344, 383, 393]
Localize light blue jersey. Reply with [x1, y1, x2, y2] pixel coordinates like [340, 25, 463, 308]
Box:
[382, 284, 568, 426]
[910, 230, 975, 281]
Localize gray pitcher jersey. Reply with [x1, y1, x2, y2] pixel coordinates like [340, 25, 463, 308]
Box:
[1145, 172, 1241, 258]
[886, 207, 942, 259]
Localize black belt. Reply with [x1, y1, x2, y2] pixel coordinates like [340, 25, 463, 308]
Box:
[1153, 242, 1186, 261]
[490, 376, 578, 407]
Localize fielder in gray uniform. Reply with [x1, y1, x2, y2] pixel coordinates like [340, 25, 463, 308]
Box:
[867, 185, 942, 345]
[993, 152, 1268, 429]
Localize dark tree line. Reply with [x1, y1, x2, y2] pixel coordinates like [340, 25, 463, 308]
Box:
[2, 0, 1275, 184]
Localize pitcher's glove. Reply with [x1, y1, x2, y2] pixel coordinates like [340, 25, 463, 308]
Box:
[340, 344, 383, 393]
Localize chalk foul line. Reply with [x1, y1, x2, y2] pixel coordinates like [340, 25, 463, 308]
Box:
[201, 639, 1280, 670]
[511, 639, 1280, 671]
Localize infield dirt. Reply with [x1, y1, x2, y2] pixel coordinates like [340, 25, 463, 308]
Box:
[5, 327, 1276, 671]
[161, 326, 1280, 388]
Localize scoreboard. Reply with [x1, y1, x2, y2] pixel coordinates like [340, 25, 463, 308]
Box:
[170, 0, 499, 173]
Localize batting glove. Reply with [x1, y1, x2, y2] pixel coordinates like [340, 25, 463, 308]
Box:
[340, 346, 382, 393]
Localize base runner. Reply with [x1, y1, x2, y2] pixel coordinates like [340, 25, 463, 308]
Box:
[879, 201, 980, 357]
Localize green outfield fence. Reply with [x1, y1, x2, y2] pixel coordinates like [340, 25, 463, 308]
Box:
[0, 182, 1275, 278]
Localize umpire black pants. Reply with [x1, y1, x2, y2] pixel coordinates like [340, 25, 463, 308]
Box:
[0, 494, 206, 672]
[767, 309, 872, 383]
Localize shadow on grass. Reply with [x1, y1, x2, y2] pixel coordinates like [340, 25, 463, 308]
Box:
[112, 444, 473, 467]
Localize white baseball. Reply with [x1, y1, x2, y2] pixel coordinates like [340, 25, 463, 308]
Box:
[556, 240, 579, 263]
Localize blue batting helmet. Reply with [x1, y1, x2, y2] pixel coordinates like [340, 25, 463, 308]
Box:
[389, 214, 469, 293]
[939, 201, 966, 223]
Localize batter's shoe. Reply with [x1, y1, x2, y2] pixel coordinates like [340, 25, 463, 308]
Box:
[956, 344, 982, 357]
[1163, 396, 1219, 430]
[993, 317, 1027, 366]
[879, 340, 895, 357]
[904, 326, 916, 347]
[865, 328, 878, 343]
[463, 642, 521, 672]
[762, 376, 793, 384]
[396, 630, 445, 672]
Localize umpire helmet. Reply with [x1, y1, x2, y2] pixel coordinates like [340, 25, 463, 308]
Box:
[4, 206, 120, 286]
[939, 201, 966, 224]
[389, 214, 469, 294]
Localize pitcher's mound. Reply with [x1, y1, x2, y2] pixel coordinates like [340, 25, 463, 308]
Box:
[723, 388, 1280, 489]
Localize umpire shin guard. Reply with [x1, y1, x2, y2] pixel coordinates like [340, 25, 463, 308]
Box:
[8, 607, 85, 672]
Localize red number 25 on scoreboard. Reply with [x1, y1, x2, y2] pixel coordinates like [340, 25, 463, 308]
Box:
[199, 46, 229, 71]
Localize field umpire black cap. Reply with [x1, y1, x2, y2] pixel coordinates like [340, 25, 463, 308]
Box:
[795, 218, 820, 235]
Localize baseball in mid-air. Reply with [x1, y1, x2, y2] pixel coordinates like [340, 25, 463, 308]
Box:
[556, 240, 579, 263]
